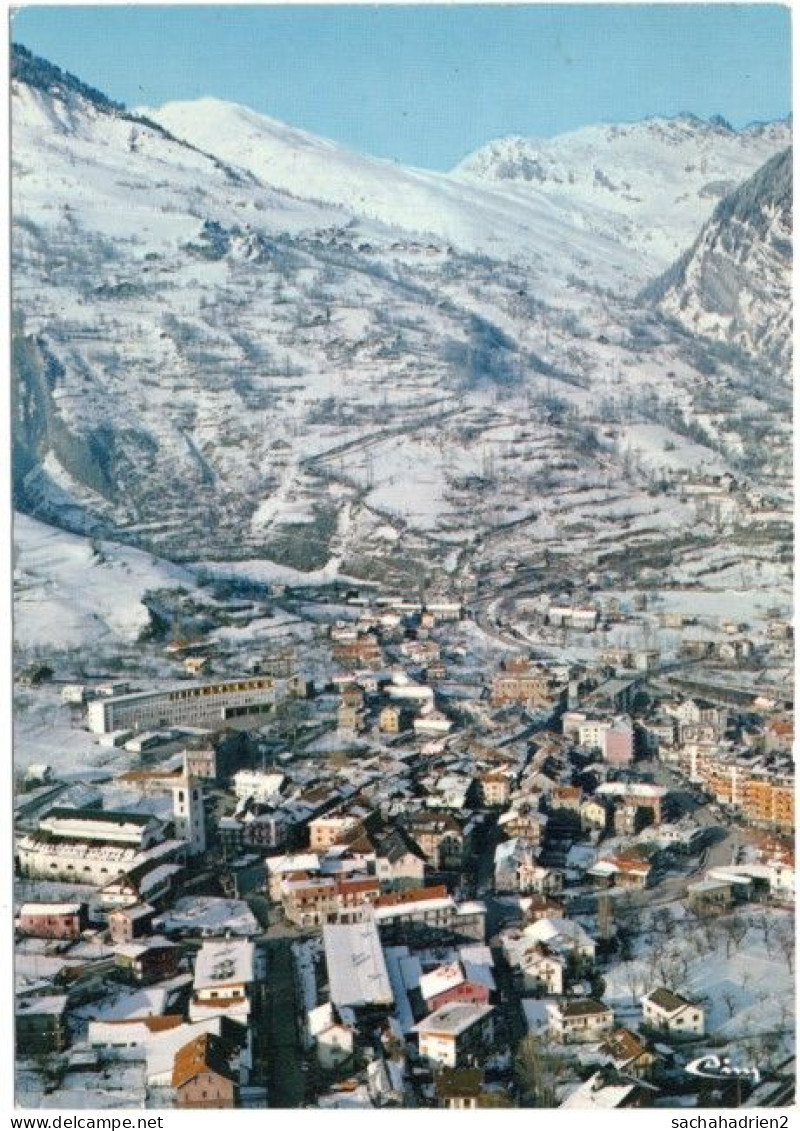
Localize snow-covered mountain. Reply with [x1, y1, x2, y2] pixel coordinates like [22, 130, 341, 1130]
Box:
[148, 97, 645, 291]
[11, 45, 793, 594]
[454, 115, 791, 265]
[643, 148, 792, 371]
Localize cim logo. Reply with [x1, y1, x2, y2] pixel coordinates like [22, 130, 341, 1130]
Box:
[686, 1055, 760, 1086]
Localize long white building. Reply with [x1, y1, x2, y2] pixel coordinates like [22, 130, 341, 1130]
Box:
[86, 676, 276, 734]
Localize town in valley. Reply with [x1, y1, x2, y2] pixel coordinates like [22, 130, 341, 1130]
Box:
[10, 17, 794, 1114]
[15, 541, 795, 1109]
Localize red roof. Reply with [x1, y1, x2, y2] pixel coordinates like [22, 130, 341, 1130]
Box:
[375, 884, 448, 909]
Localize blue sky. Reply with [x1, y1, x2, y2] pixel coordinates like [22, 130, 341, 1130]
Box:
[11, 4, 792, 170]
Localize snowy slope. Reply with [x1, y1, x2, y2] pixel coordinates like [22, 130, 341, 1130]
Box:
[455, 115, 791, 265]
[148, 97, 644, 289]
[11, 46, 793, 594]
[13, 511, 196, 649]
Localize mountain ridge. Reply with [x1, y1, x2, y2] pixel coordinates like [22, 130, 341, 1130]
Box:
[642, 147, 792, 370]
[10, 46, 793, 591]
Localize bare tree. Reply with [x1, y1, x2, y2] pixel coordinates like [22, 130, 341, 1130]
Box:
[623, 961, 648, 1006]
[514, 1034, 567, 1108]
[652, 907, 676, 941]
[774, 922, 794, 974]
[722, 913, 749, 957]
[751, 910, 775, 956]
[720, 989, 738, 1019]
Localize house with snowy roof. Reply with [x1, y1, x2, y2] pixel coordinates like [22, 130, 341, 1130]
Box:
[419, 960, 493, 1013]
[413, 1002, 495, 1067]
[523, 917, 596, 968]
[560, 1067, 656, 1108]
[547, 998, 614, 1043]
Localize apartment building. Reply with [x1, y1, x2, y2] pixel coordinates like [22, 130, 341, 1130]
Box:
[414, 1003, 494, 1067]
[490, 659, 567, 711]
[87, 677, 276, 734]
[281, 875, 381, 928]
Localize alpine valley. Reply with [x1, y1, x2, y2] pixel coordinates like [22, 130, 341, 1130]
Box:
[11, 45, 792, 606]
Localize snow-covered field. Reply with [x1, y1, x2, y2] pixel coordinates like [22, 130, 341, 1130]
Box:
[14, 511, 196, 650]
[604, 907, 795, 1048]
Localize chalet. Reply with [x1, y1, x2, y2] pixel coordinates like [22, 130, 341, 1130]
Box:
[522, 918, 596, 968]
[405, 812, 467, 871]
[337, 702, 366, 733]
[581, 798, 610, 834]
[589, 854, 653, 890]
[308, 1003, 355, 1072]
[379, 705, 403, 734]
[372, 828, 426, 890]
[480, 771, 511, 807]
[641, 988, 705, 1037]
[434, 1068, 502, 1110]
[522, 895, 565, 924]
[309, 813, 363, 851]
[419, 960, 492, 1013]
[172, 1033, 238, 1109]
[560, 1068, 656, 1109]
[686, 878, 735, 916]
[190, 939, 256, 1025]
[114, 940, 181, 984]
[598, 1029, 658, 1079]
[498, 805, 548, 844]
[547, 998, 613, 1043]
[550, 784, 583, 814]
[340, 683, 365, 709]
[519, 947, 564, 995]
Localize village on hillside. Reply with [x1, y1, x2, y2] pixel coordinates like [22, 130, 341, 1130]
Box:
[13, 556, 795, 1110]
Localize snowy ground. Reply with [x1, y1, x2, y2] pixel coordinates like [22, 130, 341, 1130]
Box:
[603, 906, 795, 1054]
[14, 511, 197, 650]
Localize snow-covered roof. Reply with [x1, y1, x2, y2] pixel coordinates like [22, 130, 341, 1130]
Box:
[524, 917, 594, 951]
[419, 962, 464, 1001]
[308, 1002, 336, 1037]
[265, 852, 320, 876]
[193, 939, 255, 991]
[374, 894, 454, 920]
[16, 994, 68, 1016]
[560, 1071, 638, 1109]
[19, 901, 83, 916]
[413, 1002, 493, 1037]
[323, 921, 393, 1008]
